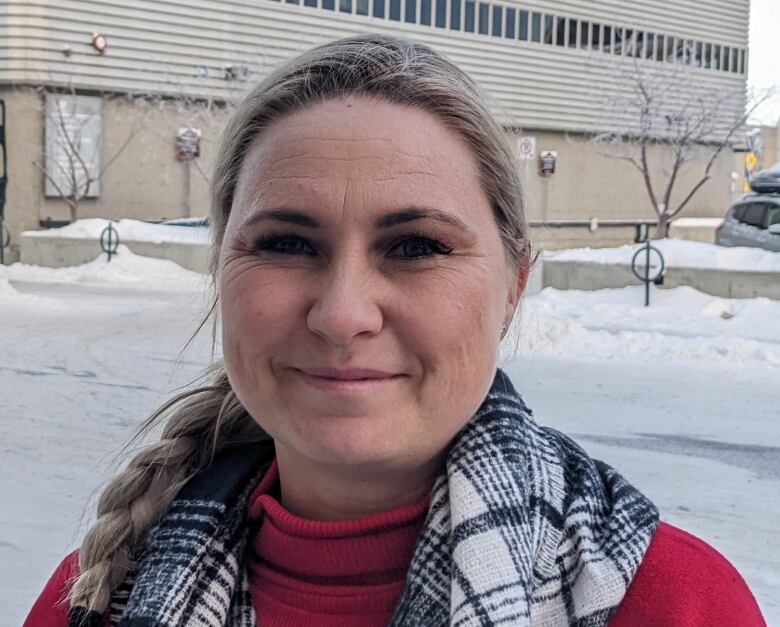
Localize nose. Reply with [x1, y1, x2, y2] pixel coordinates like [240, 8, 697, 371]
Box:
[306, 253, 383, 346]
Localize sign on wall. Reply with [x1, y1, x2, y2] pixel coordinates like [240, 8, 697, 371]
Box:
[44, 94, 102, 198]
[516, 136, 536, 161]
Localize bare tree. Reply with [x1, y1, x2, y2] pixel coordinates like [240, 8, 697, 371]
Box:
[32, 87, 145, 223]
[591, 40, 771, 238]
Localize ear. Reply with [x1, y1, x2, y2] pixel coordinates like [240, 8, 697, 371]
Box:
[503, 248, 531, 327]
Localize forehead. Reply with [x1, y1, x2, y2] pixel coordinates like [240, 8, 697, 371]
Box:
[233, 97, 491, 222]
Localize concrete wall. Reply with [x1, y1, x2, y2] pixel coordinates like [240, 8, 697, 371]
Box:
[20, 233, 211, 273]
[1, 87, 224, 261]
[542, 257, 780, 300]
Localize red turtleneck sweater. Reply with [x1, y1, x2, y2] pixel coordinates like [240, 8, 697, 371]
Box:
[245, 461, 429, 626]
[26, 461, 765, 626]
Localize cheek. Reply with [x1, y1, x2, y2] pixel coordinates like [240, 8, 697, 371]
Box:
[219, 263, 306, 378]
[406, 264, 504, 410]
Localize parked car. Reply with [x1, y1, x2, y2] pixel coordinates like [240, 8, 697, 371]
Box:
[749, 162, 780, 194]
[715, 193, 780, 252]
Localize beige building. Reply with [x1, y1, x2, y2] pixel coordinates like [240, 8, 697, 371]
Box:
[0, 0, 750, 261]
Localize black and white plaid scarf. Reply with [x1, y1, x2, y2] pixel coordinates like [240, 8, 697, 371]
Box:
[69, 369, 658, 627]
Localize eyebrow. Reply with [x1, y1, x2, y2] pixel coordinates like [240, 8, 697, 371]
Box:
[241, 206, 468, 231]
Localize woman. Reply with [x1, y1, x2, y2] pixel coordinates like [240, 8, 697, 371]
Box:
[26, 35, 764, 627]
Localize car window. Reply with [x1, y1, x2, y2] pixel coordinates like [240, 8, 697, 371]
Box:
[740, 203, 768, 228]
[732, 205, 747, 221]
[767, 206, 780, 227]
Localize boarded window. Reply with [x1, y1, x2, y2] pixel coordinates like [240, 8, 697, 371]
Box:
[45, 94, 102, 199]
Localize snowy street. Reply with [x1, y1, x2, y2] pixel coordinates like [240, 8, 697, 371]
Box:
[1, 253, 778, 625]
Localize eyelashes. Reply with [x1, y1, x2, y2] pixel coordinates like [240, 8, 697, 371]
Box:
[252, 232, 454, 260]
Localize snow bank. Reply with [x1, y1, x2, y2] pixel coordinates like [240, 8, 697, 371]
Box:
[0, 246, 208, 291]
[547, 239, 780, 272]
[506, 285, 780, 369]
[24, 218, 210, 245]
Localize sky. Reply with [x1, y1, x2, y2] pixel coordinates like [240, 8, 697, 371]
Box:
[748, 0, 780, 126]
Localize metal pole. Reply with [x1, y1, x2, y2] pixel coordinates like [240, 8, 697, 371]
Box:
[644, 241, 650, 306]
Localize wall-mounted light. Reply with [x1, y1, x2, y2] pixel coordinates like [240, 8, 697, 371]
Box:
[90, 32, 108, 54]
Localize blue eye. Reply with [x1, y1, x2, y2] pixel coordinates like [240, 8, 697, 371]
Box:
[254, 235, 316, 256]
[389, 236, 452, 259]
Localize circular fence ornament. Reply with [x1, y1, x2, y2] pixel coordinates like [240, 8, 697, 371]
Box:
[631, 241, 665, 306]
[100, 222, 120, 262]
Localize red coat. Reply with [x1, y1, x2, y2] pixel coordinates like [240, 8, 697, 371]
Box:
[25, 522, 765, 626]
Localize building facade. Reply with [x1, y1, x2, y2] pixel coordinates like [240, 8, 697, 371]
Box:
[0, 0, 750, 261]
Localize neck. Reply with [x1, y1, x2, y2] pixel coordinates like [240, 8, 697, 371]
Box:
[274, 445, 442, 521]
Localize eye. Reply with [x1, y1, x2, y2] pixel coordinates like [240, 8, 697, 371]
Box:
[253, 234, 316, 256]
[388, 235, 453, 260]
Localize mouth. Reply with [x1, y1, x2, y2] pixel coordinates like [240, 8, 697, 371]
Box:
[292, 367, 404, 394]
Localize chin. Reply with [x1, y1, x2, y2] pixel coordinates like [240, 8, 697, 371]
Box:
[286, 416, 404, 469]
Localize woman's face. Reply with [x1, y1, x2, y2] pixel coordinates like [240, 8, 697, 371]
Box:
[219, 96, 524, 475]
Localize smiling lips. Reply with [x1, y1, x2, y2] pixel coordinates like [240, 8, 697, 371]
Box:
[293, 367, 403, 393]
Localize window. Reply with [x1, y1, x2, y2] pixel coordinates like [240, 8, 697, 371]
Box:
[505, 8, 515, 39]
[389, 0, 400, 20]
[555, 16, 565, 46]
[491, 4, 502, 36]
[686, 39, 694, 63]
[713, 44, 721, 69]
[694, 41, 703, 67]
[356, 0, 368, 14]
[303, 0, 316, 7]
[740, 49, 746, 74]
[450, 0, 460, 29]
[544, 14, 554, 44]
[554, 16, 565, 46]
[675, 38, 685, 63]
[464, 0, 475, 32]
[435, 0, 446, 27]
[591, 23, 601, 49]
[741, 204, 768, 228]
[731, 47, 739, 72]
[518, 10, 527, 40]
[286, 0, 300, 5]
[339, 0, 351, 13]
[421, 0, 432, 24]
[373, 0, 385, 16]
[704, 42, 712, 68]
[767, 206, 780, 227]
[531, 12, 541, 42]
[404, 0, 416, 23]
[613, 27, 623, 54]
[322, 0, 335, 9]
[633, 31, 644, 57]
[723, 46, 730, 71]
[645, 32, 654, 59]
[568, 18, 577, 47]
[623, 29, 634, 55]
[44, 94, 102, 199]
[579, 20, 589, 49]
[655, 34, 664, 61]
[603, 25, 612, 52]
[477, 1, 488, 34]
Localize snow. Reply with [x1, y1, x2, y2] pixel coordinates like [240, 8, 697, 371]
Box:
[24, 218, 210, 245]
[506, 285, 780, 369]
[1, 253, 778, 625]
[1, 245, 209, 291]
[548, 238, 780, 272]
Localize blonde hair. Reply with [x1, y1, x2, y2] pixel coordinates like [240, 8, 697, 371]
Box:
[69, 34, 530, 613]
